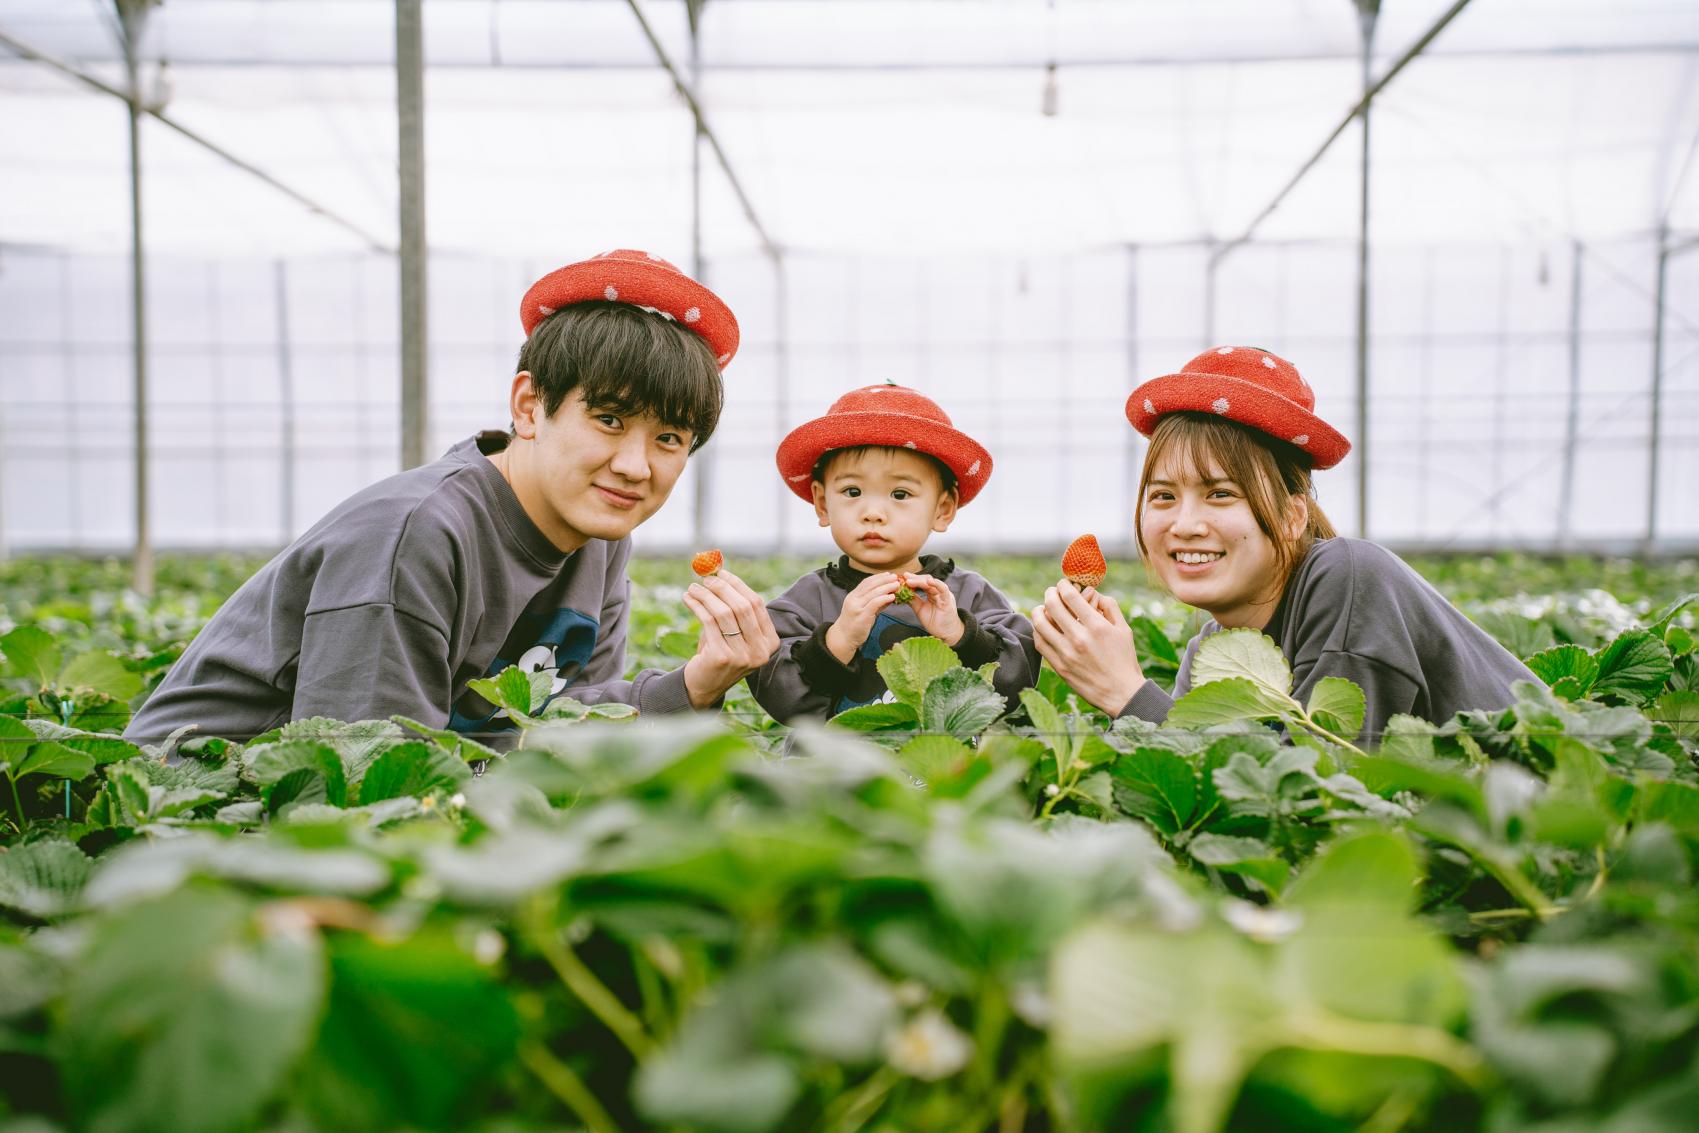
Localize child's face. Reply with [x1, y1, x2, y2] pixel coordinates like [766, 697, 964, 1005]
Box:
[812, 448, 958, 575]
[1138, 450, 1304, 630]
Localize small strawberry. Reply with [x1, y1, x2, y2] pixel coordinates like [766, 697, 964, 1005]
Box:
[691, 549, 723, 578]
[1061, 534, 1107, 590]
[894, 581, 916, 604]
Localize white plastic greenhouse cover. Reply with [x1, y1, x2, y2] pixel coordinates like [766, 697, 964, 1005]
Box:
[1, 0, 1697, 555]
[3, 0, 1697, 256]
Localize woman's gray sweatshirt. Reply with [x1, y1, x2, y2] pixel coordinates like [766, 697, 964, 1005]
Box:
[1121, 537, 1537, 742]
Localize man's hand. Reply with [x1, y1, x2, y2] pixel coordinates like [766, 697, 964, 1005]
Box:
[904, 573, 964, 646]
[824, 572, 904, 664]
[680, 570, 781, 709]
[1031, 581, 1146, 715]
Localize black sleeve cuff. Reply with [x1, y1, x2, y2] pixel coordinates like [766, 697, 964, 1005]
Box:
[795, 623, 860, 697]
[950, 610, 1003, 669]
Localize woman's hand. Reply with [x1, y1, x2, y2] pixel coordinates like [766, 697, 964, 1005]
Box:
[681, 570, 782, 708]
[904, 573, 964, 646]
[825, 572, 904, 663]
[1031, 581, 1146, 715]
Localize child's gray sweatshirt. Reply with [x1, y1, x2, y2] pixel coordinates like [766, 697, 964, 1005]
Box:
[125, 433, 691, 742]
[747, 555, 1038, 721]
[1121, 537, 1538, 742]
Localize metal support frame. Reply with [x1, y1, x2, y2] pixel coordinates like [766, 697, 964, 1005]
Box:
[1124, 244, 1143, 531]
[275, 260, 297, 544]
[621, 0, 780, 260]
[686, 0, 711, 547]
[1353, 1, 1378, 539]
[1211, 0, 1472, 265]
[622, 0, 786, 553]
[1558, 241, 1583, 549]
[117, 0, 153, 594]
[1646, 226, 1670, 552]
[397, 0, 428, 471]
[0, 27, 394, 254]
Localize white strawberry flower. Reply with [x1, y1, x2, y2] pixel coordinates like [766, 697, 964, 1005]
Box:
[886, 1009, 973, 1080]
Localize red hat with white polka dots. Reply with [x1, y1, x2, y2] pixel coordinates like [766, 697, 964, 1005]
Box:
[519, 249, 740, 370]
[776, 385, 993, 505]
[1125, 345, 1351, 469]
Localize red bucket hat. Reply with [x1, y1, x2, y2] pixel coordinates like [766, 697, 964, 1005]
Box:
[519, 249, 740, 369]
[776, 385, 993, 506]
[1125, 346, 1351, 469]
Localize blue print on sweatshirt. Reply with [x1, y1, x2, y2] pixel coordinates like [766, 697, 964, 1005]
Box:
[831, 609, 927, 715]
[449, 607, 600, 733]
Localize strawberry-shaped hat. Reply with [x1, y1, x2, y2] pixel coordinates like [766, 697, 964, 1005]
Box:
[1125, 346, 1350, 470]
[520, 249, 740, 370]
[776, 385, 993, 505]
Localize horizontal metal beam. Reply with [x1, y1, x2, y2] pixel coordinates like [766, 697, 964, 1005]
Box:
[0, 24, 396, 254]
[3, 42, 1693, 72]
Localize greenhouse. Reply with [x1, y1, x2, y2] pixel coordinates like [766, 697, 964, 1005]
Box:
[3, 2, 1699, 1132]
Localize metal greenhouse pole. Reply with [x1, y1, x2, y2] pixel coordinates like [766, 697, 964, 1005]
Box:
[397, 0, 429, 470]
[686, 0, 711, 548]
[1645, 225, 1669, 553]
[1353, 0, 1379, 540]
[117, 0, 154, 595]
[624, 0, 784, 550]
[1558, 241, 1584, 549]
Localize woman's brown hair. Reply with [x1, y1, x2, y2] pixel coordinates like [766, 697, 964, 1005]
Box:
[1134, 412, 1336, 583]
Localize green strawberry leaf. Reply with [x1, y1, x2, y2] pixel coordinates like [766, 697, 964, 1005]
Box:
[1306, 676, 1366, 740]
[0, 626, 61, 689]
[1167, 677, 1292, 729]
[1189, 627, 1293, 697]
[1525, 643, 1601, 696]
[1590, 630, 1673, 705]
[875, 637, 959, 709]
[920, 669, 1007, 740]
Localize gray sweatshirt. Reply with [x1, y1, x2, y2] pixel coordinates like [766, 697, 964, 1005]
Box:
[1122, 537, 1537, 743]
[125, 433, 691, 742]
[747, 555, 1038, 722]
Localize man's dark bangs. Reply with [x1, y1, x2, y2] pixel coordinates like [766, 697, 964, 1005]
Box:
[518, 302, 724, 450]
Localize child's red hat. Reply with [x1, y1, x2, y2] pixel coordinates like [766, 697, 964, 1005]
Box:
[776, 385, 993, 505]
[519, 249, 740, 369]
[1125, 346, 1351, 469]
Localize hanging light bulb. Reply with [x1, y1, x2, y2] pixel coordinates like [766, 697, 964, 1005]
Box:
[145, 58, 173, 114]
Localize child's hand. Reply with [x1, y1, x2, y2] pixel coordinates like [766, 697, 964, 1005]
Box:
[825, 572, 904, 663]
[904, 573, 964, 646]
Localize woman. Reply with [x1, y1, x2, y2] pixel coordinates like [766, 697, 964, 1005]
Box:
[1032, 345, 1537, 744]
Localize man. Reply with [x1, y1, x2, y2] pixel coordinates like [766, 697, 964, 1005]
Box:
[126, 250, 780, 742]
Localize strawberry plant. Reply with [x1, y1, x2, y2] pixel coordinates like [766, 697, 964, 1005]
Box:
[0, 554, 1697, 1132]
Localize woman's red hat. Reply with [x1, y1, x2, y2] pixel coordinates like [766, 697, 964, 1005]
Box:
[519, 249, 740, 369]
[776, 385, 993, 505]
[1125, 346, 1351, 469]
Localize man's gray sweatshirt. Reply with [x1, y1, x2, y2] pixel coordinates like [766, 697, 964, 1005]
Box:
[1121, 537, 1538, 743]
[125, 433, 691, 742]
[747, 555, 1038, 721]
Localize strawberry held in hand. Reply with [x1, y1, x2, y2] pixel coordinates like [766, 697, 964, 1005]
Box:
[1061, 534, 1107, 590]
[691, 549, 723, 578]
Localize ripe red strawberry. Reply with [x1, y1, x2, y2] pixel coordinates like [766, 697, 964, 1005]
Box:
[691, 549, 723, 578]
[1061, 534, 1107, 589]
